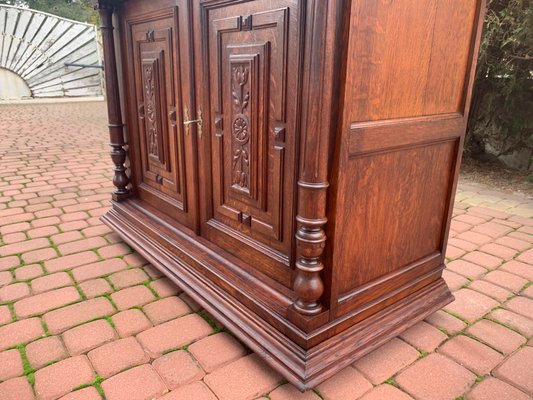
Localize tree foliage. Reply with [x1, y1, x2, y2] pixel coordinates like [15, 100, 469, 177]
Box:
[0, 0, 97, 24]
[466, 0, 533, 167]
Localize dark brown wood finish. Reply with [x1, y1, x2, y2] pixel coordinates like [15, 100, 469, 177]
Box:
[96, 0, 487, 390]
[119, 0, 198, 230]
[96, 2, 130, 202]
[194, 0, 303, 287]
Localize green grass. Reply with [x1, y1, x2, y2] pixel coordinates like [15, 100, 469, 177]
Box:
[384, 378, 399, 387]
[17, 344, 35, 376]
[142, 281, 160, 299]
[198, 310, 222, 335]
[162, 345, 189, 355]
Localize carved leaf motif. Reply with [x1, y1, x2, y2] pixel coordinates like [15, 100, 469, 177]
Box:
[233, 65, 249, 87]
[242, 92, 250, 111]
[232, 90, 240, 108]
[231, 65, 250, 114]
[143, 65, 159, 158]
[230, 64, 251, 191]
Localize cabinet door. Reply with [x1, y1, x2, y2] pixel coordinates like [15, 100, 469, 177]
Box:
[195, 0, 302, 287]
[124, 1, 196, 230]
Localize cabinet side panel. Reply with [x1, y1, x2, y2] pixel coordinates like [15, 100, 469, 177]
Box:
[330, 0, 485, 316]
[345, 0, 478, 121]
[336, 140, 456, 295]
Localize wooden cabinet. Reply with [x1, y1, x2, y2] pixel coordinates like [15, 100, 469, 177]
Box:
[96, 0, 487, 390]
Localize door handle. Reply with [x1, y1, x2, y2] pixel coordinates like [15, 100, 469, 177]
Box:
[183, 107, 203, 138]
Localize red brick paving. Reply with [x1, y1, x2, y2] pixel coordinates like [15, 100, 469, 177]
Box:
[437, 334, 504, 375]
[396, 354, 476, 400]
[1, 102, 533, 399]
[153, 350, 205, 390]
[0, 377, 35, 400]
[87, 337, 148, 379]
[62, 319, 117, 356]
[100, 364, 167, 400]
[352, 337, 419, 385]
[143, 296, 191, 325]
[315, 367, 373, 400]
[359, 385, 414, 400]
[467, 377, 531, 400]
[25, 336, 68, 370]
[467, 319, 527, 354]
[493, 346, 533, 395]
[188, 332, 248, 373]
[399, 320, 448, 352]
[136, 314, 213, 358]
[34, 355, 96, 400]
[0, 349, 24, 381]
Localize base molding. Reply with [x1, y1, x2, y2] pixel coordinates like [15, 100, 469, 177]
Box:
[102, 205, 453, 390]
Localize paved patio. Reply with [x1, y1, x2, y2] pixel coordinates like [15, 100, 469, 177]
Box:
[0, 101, 532, 400]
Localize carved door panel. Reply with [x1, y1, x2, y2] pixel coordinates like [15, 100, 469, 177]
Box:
[125, 3, 196, 229]
[196, 0, 302, 287]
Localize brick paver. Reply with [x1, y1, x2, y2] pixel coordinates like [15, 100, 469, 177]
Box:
[14, 285, 81, 318]
[467, 319, 526, 354]
[62, 319, 117, 355]
[466, 377, 531, 400]
[153, 350, 205, 390]
[101, 364, 167, 400]
[359, 385, 414, 400]
[88, 336, 149, 378]
[0, 377, 35, 400]
[188, 332, 248, 373]
[0, 349, 24, 381]
[204, 354, 283, 400]
[437, 334, 504, 375]
[143, 296, 191, 325]
[493, 346, 533, 395]
[25, 336, 68, 370]
[34, 355, 96, 400]
[315, 367, 373, 400]
[396, 353, 476, 400]
[136, 314, 213, 357]
[352, 337, 419, 385]
[1, 102, 533, 399]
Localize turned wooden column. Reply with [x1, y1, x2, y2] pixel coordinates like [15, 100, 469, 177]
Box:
[293, 183, 328, 316]
[292, 0, 335, 317]
[96, 1, 130, 201]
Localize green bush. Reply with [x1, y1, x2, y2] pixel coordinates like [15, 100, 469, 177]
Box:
[466, 0, 533, 168]
[0, 0, 97, 24]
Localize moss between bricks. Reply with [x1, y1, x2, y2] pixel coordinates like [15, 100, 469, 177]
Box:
[142, 281, 160, 299]
[101, 293, 119, 311]
[441, 309, 470, 325]
[73, 375, 105, 393]
[162, 344, 189, 355]
[384, 378, 399, 387]
[198, 310, 222, 335]
[418, 350, 428, 359]
[17, 344, 35, 376]
[482, 316, 527, 337]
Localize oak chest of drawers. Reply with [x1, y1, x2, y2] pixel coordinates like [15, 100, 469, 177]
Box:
[95, 0, 486, 389]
